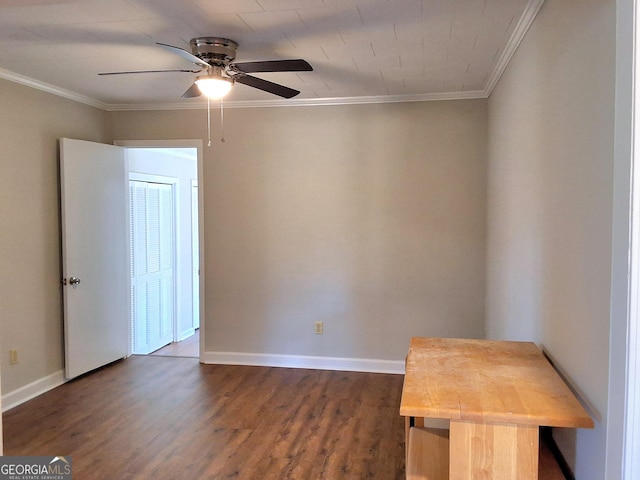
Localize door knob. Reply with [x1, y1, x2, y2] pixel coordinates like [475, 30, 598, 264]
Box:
[69, 277, 81, 286]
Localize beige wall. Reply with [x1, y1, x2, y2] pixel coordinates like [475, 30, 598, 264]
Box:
[110, 100, 487, 361]
[0, 79, 108, 393]
[486, 0, 615, 477]
[0, 81, 487, 398]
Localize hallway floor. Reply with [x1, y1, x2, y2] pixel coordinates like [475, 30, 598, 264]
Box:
[149, 329, 199, 358]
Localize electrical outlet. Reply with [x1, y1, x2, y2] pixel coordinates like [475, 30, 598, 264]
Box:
[314, 321, 323, 335]
[9, 349, 18, 365]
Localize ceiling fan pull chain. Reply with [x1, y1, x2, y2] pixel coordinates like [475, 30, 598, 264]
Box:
[220, 98, 225, 143]
[207, 96, 212, 147]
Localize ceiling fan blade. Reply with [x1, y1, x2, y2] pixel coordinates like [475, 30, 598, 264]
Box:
[156, 42, 210, 68]
[98, 69, 201, 76]
[232, 59, 313, 73]
[235, 75, 300, 98]
[181, 83, 201, 98]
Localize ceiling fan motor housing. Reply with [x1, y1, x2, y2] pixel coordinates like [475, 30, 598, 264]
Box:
[190, 37, 238, 66]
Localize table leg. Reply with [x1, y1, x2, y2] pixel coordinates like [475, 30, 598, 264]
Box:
[449, 420, 538, 479]
[405, 417, 426, 465]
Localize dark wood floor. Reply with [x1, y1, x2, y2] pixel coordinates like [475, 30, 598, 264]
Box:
[2, 356, 406, 479]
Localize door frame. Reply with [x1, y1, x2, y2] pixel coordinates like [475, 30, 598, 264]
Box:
[190, 179, 200, 331]
[609, 0, 639, 477]
[624, 0, 640, 474]
[116, 139, 204, 362]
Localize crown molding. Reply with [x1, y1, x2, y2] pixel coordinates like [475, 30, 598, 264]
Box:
[104, 89, 488, 112]
[483, 0, 545, 96]
[0, 68, 109, 110]
[0, 0, 543, 112]
[0, 65, 486, 112]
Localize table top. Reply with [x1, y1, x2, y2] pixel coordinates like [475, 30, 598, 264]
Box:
[400, 337, 594, 428]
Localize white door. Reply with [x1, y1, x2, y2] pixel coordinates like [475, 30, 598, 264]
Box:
[130, 180, 175, 354]
[60, 138, 129, 379]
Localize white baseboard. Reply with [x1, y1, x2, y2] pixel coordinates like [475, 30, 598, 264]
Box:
[1, 370, 66, 412]
[177, 327, 196, 342]
[201, 351, 405, 374]
[0, 354, 404, 412]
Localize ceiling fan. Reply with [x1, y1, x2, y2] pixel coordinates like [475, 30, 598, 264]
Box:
[99, 37, 313, 99]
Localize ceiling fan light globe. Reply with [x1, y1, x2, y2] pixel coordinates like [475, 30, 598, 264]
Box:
[195, 76, 232, 99]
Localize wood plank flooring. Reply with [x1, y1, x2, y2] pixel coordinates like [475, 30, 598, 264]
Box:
[2, 356, 406, 479]
[150, 329, 199, 358]
[2, 356, 567, 479]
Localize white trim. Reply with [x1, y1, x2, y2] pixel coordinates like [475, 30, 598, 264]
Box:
[624, 1, 640, 477]
[103, 90, 488, 111]
[201, 351, 405, 375]
[1, 370, 65, 412]
[484, 0, 546, 96]
[178, 327, 196, 342]
[136, 148, 197, 161]
[190, 179, 200, 333]
[0, 68, 108, 110]
[626, 176, 640, 478]
[115, 140, 203, 149]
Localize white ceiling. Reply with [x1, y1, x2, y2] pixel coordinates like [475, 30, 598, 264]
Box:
[0, 0, 543, 110]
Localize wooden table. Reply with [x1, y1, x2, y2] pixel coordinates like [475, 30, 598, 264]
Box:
[400, 337, 594, 479]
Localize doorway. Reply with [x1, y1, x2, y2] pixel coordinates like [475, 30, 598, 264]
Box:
[120, 141, 203, 359]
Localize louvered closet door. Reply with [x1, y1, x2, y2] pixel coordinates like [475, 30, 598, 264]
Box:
[130, 181, 175, 354]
